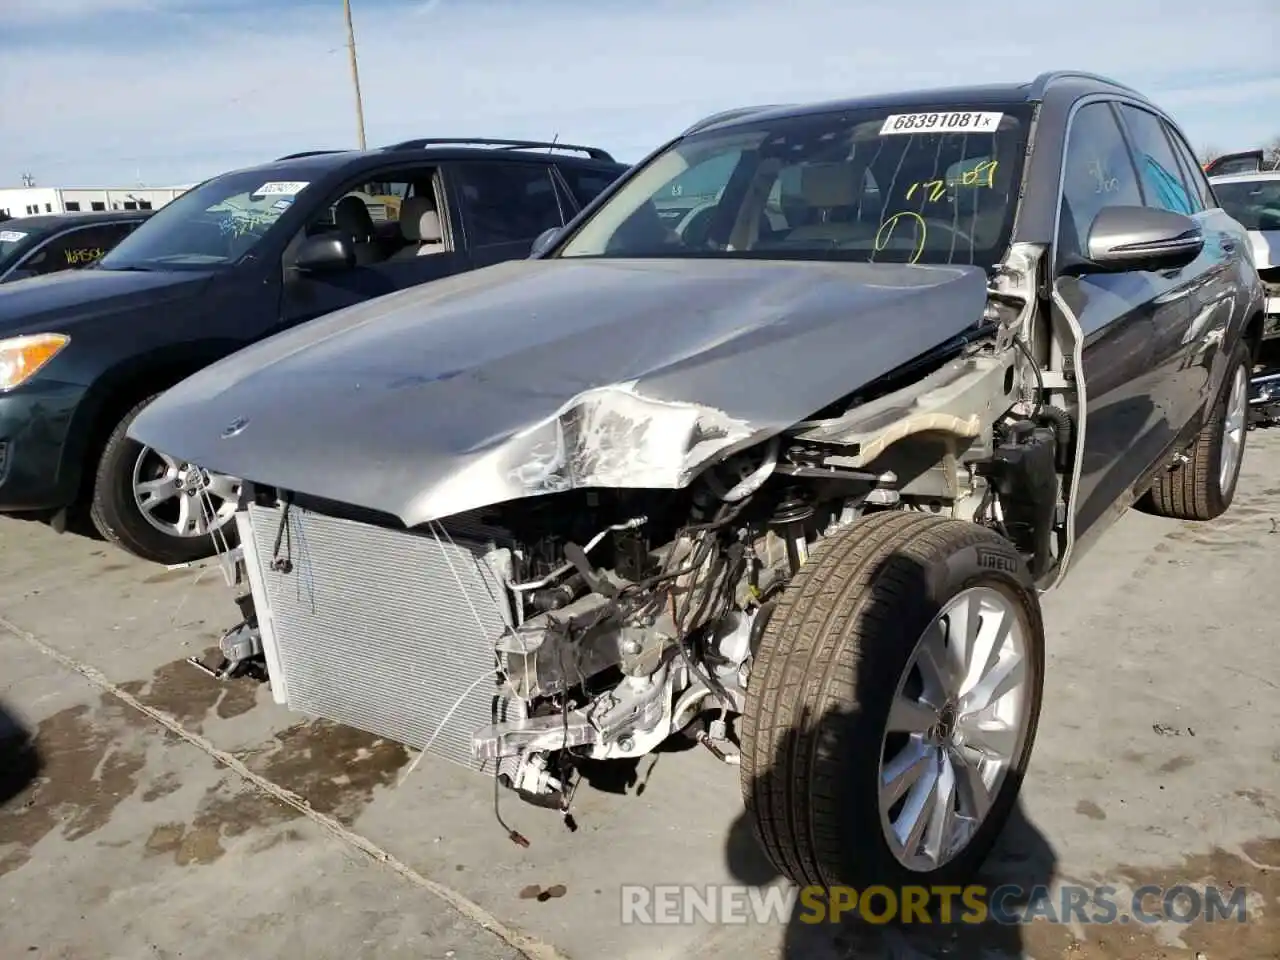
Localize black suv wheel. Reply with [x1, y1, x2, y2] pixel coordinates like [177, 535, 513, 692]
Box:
[88, 395, 242, 565]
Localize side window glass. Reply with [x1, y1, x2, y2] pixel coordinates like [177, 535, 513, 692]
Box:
[1116, 105, 1197, 215]
[16, 241, 63, 276]
[21, 224, 130, 274]
[453, 162, 565, 246]
[557, 166, 620, 208]
[1161, 120, 1214, 211]
[301, 167, 442, 264]
[1057, 103, 1143, 263]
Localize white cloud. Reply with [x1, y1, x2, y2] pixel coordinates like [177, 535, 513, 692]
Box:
[1, 0, 1276, 185]
[2, 0, 165, 24]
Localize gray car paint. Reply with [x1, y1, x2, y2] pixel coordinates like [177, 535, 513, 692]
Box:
[127, 256, 988, 527]
[130, 71, 1266, 569]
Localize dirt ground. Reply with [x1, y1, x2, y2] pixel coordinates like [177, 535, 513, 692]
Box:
[2, 427, 1279, 960]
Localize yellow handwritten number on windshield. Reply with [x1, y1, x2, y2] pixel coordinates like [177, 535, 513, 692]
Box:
[963, 160, 998, 186]
[874, 212, 927, 265]
[904, 160, 999, 202]
[906, 180, 947, 202]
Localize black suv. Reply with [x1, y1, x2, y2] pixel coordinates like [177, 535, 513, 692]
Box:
[0, 211, 151, 283]
[0, 137, 627, 564]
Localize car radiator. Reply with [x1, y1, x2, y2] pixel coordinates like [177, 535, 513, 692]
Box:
[236, 501, 526, 772]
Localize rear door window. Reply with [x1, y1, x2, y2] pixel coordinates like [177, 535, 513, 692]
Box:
[1116, 104, 1198, 215]
[451, 161, 567, 246]
[557, 166, 622, 209]
[1160, 120, 1217, 211]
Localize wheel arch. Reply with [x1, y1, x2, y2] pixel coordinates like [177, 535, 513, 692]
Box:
[62, 339, 245, 503]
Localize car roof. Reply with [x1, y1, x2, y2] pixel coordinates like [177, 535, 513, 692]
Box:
[213, 140, 627, 186]
[2, 210, 151, 233]
[1209, 170, 1280, 185]
[685, 71, 1143, 135]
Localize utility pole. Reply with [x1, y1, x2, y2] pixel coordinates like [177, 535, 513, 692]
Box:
[343, 0, 367, 150]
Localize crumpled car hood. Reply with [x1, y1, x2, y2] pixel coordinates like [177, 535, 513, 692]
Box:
[128, 257, 989, 527]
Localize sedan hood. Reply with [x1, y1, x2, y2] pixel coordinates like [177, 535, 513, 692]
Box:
[129, 257, 988, 527]
[0, 266, 212, 335]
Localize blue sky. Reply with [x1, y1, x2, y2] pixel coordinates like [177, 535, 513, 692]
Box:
[1, 0, 1277, 188]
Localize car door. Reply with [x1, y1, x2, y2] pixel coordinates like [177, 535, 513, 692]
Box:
[445, 159, 572, 268]
[1052, 100, 1187, 543]
[1114, 103, 1235, 440]
[279, 164, 467, 327]
[7, 220, 139, 280]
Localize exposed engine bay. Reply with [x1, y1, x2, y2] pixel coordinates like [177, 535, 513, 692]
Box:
[199, 244, 1078, 824]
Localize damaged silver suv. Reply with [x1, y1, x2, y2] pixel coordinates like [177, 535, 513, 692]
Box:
[129, 71, 1265, 890]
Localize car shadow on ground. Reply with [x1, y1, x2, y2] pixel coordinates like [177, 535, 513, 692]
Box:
[725, 799, 1053, 958]
[0, 700, 42, 810]
[5, 505, 105, 546]
[725, 545, 1056, 959]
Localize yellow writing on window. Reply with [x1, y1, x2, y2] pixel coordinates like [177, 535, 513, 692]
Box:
[904, 160, 998, 202]
[65, 247, 105, 265]
[874, 211, 927, 265]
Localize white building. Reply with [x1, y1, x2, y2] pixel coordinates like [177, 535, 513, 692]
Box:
[0, 185, 190, 220]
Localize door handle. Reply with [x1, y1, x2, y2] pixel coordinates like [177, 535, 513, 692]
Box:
[1221, 239, 1236, 253]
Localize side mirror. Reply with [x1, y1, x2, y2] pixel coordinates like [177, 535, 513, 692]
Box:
[1077, 205, 1203, 273]
[294, 234, 355, 274]
[529, 227, 560, 258]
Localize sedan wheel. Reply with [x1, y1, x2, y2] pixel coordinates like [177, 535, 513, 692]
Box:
[879, 586, 1031, 873]
[1139, 338, 1252, 522]
[1218, 361, 1248, 496]
[741, 510, 1045, 890]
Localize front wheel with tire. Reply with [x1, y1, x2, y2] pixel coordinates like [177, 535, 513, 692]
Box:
[89, 395, 242, 565]
[740, 510, 1045, 890]
[1139, 339, 1251, 521]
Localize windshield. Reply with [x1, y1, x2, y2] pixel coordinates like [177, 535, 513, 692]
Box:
[1213, 178, 1280, 231]
[99, 169, 313, 270]
[0, 225, 41, 272]
[557, 104, 1032, 267]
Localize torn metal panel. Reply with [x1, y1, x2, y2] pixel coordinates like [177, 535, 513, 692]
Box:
[792, 352, 1015, 467]
[128, 257, 989, 526]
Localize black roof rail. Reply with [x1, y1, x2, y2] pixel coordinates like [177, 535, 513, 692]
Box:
[275, 149, 349, 161]
[381, 137, 615, 162]
[1030, 71, 1141, 99]
[681, 104, 793, 136]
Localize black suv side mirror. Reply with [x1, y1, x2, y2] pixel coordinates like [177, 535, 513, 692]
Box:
[295, 234, 356, 274]
[1074, 205, 1204, 274]
[529, 227, 560, 258]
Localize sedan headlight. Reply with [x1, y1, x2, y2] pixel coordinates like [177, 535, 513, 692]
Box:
[0, 333, 71, 391]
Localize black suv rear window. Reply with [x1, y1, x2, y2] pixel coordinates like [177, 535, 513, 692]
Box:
[558, 166, 622, 208]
